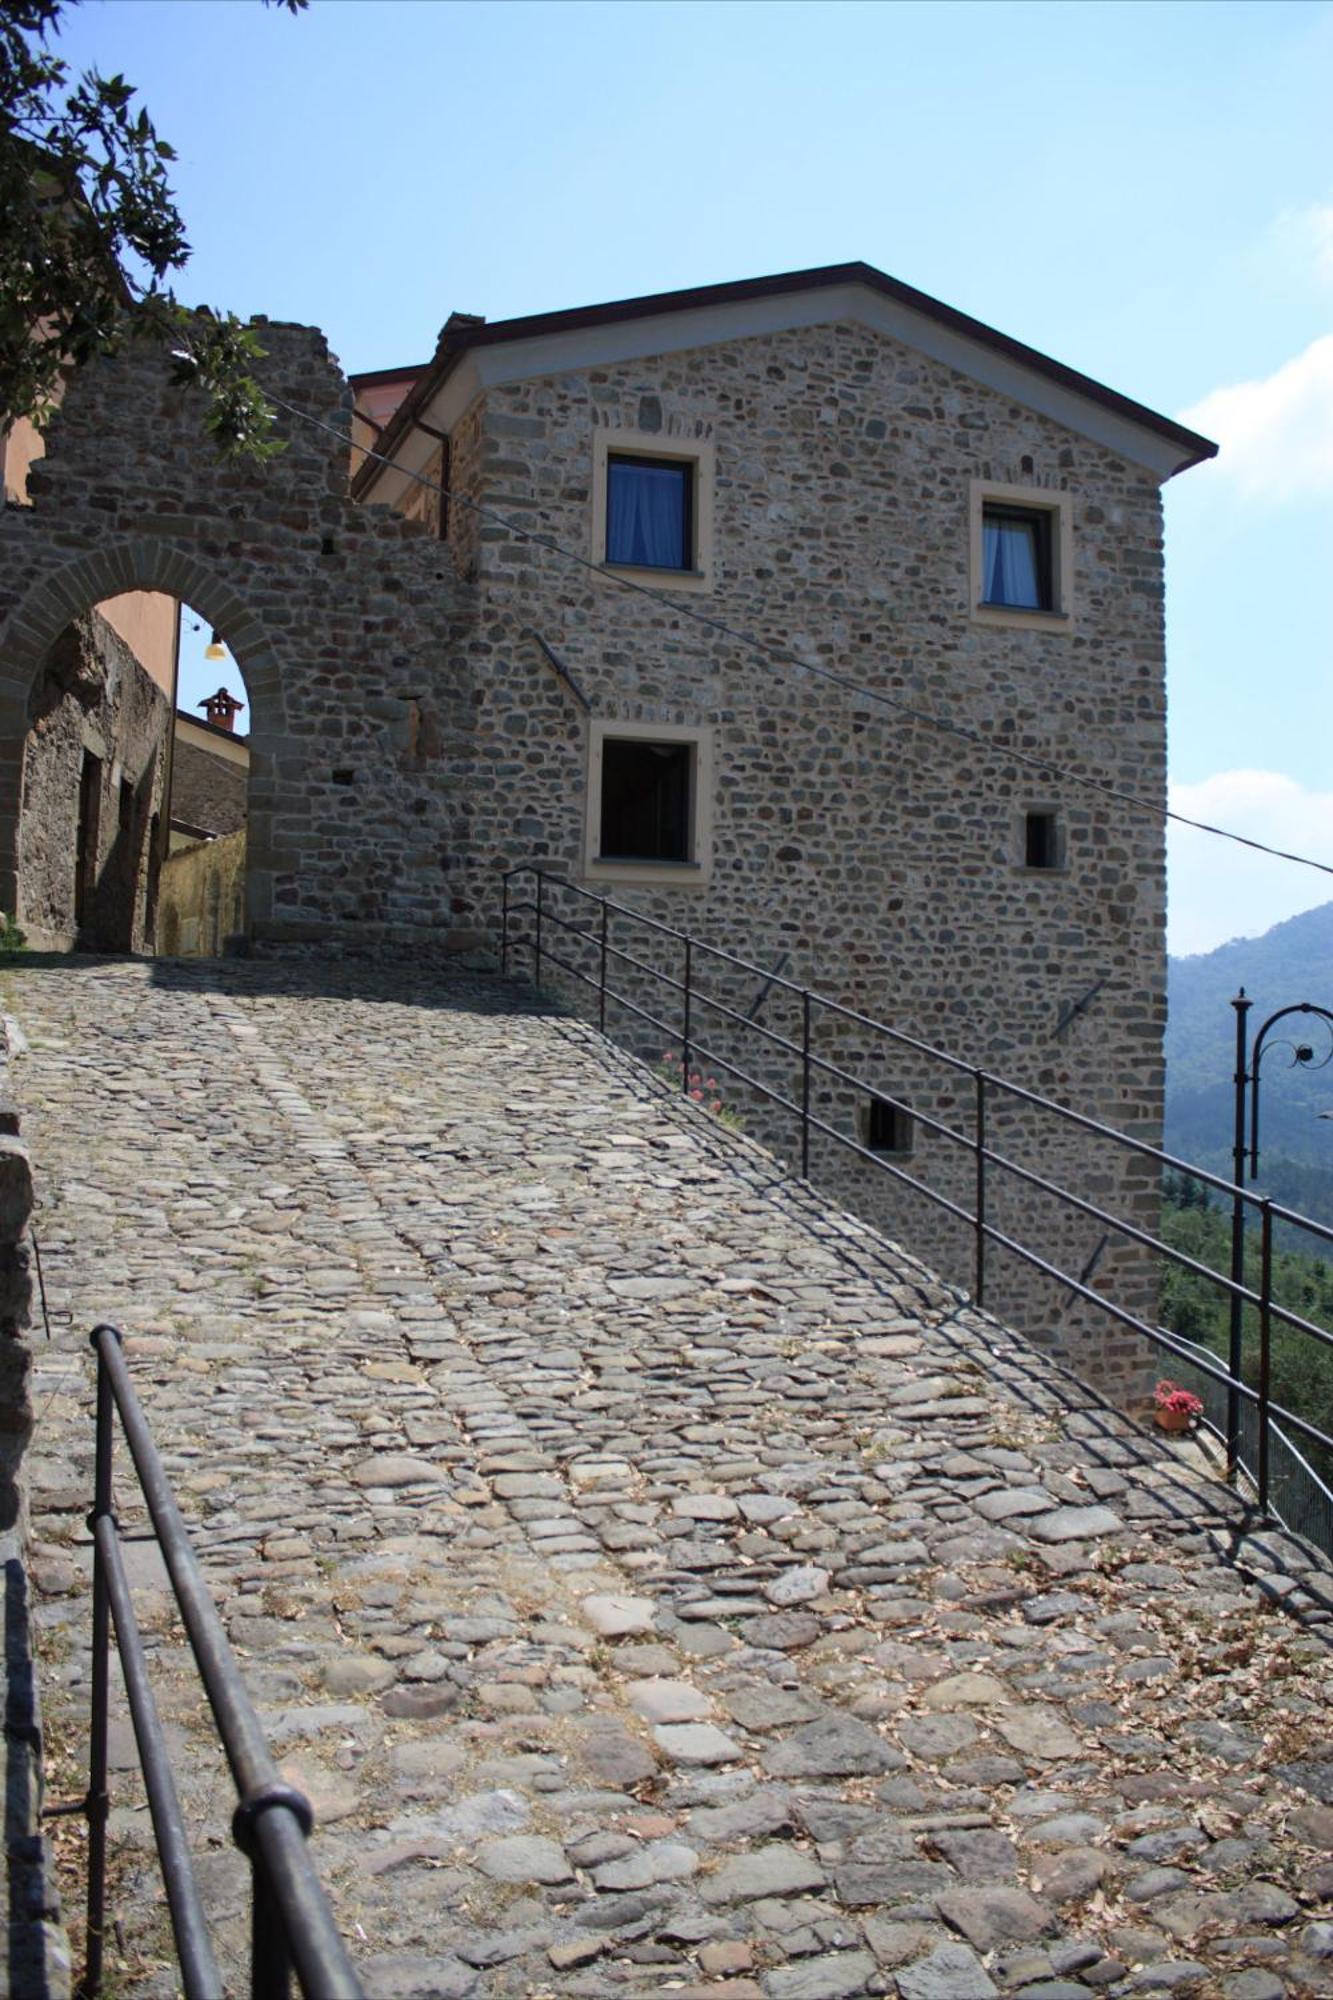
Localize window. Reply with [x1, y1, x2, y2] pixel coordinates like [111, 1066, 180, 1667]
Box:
[864, 1095, 914, 1156]
[969, 480, 1072, 629]
[982, 505, 1052, 611]
[1024, 809, 1063, 870]
[584, 719, 715, 886]
[600, 737, 692, 862]
[606, 455, 693, 572]
[591, 428, 715, 592]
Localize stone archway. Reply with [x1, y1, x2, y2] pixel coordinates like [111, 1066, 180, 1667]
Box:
[0, 327, 477, 952]
[1, 539, 284, 937]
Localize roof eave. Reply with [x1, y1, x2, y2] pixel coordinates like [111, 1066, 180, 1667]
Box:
[351, 262, 1218, 498]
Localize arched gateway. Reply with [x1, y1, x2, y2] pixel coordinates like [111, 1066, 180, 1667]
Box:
[0, 324, 478, 951]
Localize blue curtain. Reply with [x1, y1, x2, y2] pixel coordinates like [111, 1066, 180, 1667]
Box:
[607, 460, 687, 568]
[983, 515, 1041, 607]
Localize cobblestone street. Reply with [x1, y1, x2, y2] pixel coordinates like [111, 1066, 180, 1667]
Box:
[4, 956, 1333, 2000]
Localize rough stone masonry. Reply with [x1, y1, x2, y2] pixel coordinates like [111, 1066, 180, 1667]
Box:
[0, 327, 479, 957]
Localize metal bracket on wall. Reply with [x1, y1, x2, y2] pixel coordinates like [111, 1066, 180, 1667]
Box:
[1055, 977, 1107, 1039]
[526, 629, 591, 713]
[1077, 1233, 1110, 1289]
[747, 953, 791, 1023]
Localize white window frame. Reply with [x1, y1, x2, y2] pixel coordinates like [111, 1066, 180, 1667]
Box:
[591, 427, 716, 593]
[583, 718, 714, 887]
[969, 479, 1073, 631]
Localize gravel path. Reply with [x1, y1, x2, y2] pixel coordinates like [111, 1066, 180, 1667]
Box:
[6, 955, 1333, 2000]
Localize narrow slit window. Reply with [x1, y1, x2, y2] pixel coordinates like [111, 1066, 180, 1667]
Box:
[982, 504, 1053, 611]
[606, 455, 693, 571]
[599, 737, 693, 863]
[1025, 810, 1061, 869]
[866, 1096, 913, 1155]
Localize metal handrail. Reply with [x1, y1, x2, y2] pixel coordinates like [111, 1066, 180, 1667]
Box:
[72, 1325, 363, 2000]
[500, 865, 1333, 1538]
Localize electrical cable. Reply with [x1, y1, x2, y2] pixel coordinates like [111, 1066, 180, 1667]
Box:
[271, 395, 1333, 885]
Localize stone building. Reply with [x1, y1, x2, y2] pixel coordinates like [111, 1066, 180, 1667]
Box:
[6, 394, 185, 951]
[169, 695, 249, 850]
[156, 690, 252, 956]
[18, 608, 171, 953]
[350, 262, 1215, 1397]
[0, 265, 1216, 1401]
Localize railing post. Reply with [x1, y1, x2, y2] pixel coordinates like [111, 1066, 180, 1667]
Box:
[1227, 989, 1252, 1483]
[973, 1070, 987, 1311]
[681, 937, 692, 1095]
[500, 871, 510, 979]
[251, 1861, 293, 2000]
[1258, 1198, 1273, 1518]
[82, 1329, 118, 2000]
[534, 870, 544, 989]
[800, 992, 812, 1180]
[598, 898, 608, 1035]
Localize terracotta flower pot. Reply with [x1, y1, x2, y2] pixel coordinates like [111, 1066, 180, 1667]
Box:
[1154, 1406, 1194, 1434]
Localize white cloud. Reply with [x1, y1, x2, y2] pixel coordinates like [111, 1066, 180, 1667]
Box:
[1180, 334, 1333, 502]
[1169, 770, 1333, 958]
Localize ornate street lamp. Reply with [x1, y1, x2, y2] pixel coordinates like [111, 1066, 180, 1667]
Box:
[1227, 990, 1333, 1477]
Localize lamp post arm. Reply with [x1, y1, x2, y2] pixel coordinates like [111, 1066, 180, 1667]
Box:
[1247, 1002, 1333, 1179]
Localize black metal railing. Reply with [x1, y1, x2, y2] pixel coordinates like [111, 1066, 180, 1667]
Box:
[500, 866, 1333, 1545]
[58, 1326, 363, 2000]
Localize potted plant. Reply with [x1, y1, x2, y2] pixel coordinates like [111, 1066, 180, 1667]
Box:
[1154, 1380, 1204, 1435]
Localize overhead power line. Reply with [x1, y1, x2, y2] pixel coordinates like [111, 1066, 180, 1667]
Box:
[271, 395, 1333, 887]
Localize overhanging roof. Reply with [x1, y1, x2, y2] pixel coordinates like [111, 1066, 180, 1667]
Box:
[350, 261, 1217, 500]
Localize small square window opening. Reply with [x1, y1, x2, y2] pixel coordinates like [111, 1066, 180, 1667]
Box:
[1025, 810, 1061, 869]
[865, 1096, 913, 1156]
[584, 720, 714, 886]
[606, 455, 693, 572]
[982, 504, 1053, 611]
[600, 737, 693, 863]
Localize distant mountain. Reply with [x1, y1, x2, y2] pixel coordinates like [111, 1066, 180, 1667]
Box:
[1165, 902, 1333, 1225]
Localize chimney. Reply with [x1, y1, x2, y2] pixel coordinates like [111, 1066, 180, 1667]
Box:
[199, 686, 244, 733]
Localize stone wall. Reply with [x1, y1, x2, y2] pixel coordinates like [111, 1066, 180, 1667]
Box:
[19, 612, 169, 952]
[454, 318, 1169, 1402]
[0, 324, 479, 955]
[0, 1046, 67, 1998]
[0, 1103, 32, 1540]
[158, 827, 247, 958]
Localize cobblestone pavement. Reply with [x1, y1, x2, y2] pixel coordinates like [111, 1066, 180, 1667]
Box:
[5, 956, 1333, 2000]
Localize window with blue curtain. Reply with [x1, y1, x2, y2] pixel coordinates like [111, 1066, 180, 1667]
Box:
[606, 455, 693, 570]
[982, 505, 1053, 610]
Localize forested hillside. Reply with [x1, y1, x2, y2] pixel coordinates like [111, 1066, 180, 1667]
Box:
[1165, 901, 1333, 1225]
[1160, 1175, 1333, 1515]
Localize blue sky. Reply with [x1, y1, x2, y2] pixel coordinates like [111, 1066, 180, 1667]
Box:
[54, 0, 1333, 954]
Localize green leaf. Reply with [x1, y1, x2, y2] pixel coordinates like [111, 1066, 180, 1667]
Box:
[0, 0, 302, 460]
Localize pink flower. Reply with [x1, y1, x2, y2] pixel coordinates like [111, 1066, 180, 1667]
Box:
[1154, 1380, 1203, 1417]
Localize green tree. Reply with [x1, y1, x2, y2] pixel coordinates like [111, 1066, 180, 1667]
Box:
[0, 0, 304, 458]
[1160, 1173, 1333, 1502]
